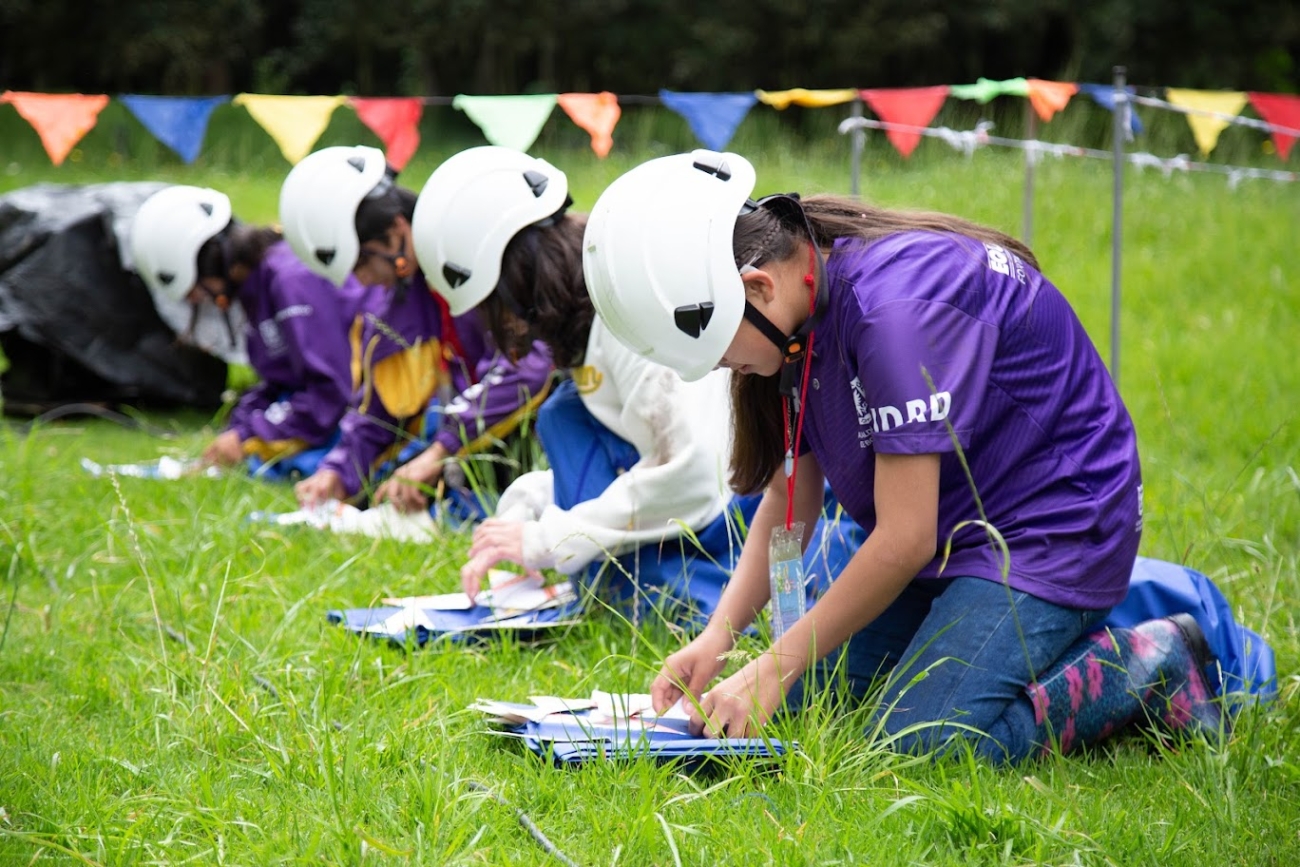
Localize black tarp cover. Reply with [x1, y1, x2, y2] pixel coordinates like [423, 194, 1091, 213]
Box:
[0, 182, 238, 414]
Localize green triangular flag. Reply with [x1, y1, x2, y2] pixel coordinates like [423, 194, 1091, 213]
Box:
[452, 94, 559, 152]
[950, 78, 1029, 104]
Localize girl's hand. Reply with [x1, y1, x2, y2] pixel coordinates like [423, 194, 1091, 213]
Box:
[688, 651, 786, 739]
[201, 430, 244, 466]
[651, 627, 734, 715]
[294, 470, 344, 508]
[461, 519, 527, 600]
[374, 447, 445, 513]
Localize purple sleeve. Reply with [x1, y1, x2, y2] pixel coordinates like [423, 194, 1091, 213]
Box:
[318, 287, 445, 495]
[852, 297, 998, 455]
[231, 300, 352, 447]
[433, 340, 554, 454]
[317, 393, 407, 497]
[227, 382, 276, 439]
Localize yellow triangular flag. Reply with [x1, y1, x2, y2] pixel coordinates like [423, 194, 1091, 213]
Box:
[1165, 89, 1249, 156]
[756, 88, 858, 110]
[233, 94, 346, 164]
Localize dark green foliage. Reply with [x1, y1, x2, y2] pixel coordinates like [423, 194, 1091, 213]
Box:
[2, 0, 1297, 95]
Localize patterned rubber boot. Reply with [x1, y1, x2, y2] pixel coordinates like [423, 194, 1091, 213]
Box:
[1025, 613, 1224, 758]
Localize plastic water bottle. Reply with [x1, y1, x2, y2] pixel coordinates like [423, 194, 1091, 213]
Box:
[768, 522, 807, 640]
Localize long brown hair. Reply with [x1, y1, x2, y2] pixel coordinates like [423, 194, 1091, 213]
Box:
[480, 213, 593, 369]
[196, 223, 282, 284]
[728, 195, 1039, 495]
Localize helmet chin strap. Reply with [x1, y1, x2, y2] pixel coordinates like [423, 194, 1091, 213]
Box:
[185, 282, 238, 349]
[185, 229, 239, 349]
[363, 236, 416, 295]
[742, 300, 789, 351]
[741, 241, 825, 396]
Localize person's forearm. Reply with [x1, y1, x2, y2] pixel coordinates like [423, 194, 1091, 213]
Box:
[765, 528, 928, 687]
[765, 453, 940, 685]
[701, 466, 824, 641]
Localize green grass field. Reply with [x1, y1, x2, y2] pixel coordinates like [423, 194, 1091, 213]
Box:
[2, 132, 1298, 864]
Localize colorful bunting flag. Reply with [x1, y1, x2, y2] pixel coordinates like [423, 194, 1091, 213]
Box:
[1248, 92, 1300, 161]
[0, 91, 109, 165]
[1076, 84, 1144, 137]
[350, 97, 423, 171]
[949, 78, 1029, 104]
[232, 94, 345, 164]
[756, 89, 858, 109]
[557, 92, 621, 158]
[1025, 80, 1078, 122]
[658, 90, 758, 152]
[859, 86, 950, 158]
[452, 94, 558, 153]
[120, 95, 226, 164]
[1165, 89, 1249, 156]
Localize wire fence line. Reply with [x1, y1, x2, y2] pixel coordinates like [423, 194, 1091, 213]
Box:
[837, 73, 1296, 393]
[836, 117, 1299, 186]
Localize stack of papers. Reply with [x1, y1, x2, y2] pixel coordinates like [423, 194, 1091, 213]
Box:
[327, 570, 581, 645]
[471, 690, 795, 766]
[81, 456, 221, 480]
[248, 500, 440, 544]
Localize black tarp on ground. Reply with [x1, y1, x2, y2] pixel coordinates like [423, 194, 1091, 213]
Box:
[0, 182, 233, 415]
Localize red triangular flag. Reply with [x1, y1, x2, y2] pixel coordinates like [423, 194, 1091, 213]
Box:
[350, 97, 423, 171]
[859, 87, 950, 158]
[1, 91, 109, 165]
[1248, 92, 1300, 161]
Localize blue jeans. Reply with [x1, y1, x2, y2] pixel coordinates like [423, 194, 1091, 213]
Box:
[792, 575, 1110, 764]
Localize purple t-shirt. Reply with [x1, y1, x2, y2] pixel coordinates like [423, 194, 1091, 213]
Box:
[226, 241, 353, 448]
[318, 274, 554, 496]
[800, 232, 1142, 609]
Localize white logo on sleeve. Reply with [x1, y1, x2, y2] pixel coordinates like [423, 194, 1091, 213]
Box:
[850, 377, 871, 425]
[872, 392, 951, 431]
[849, 377, 952, 448]
[259, 319, 285, 353]
[275, 304, 313, 323]
[264, 400, 291, 425]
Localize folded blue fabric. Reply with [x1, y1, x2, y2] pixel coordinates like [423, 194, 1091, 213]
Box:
[1105, 557, 1277, 702]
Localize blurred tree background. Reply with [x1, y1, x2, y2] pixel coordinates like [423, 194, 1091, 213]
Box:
[2, 0, 1297, 96]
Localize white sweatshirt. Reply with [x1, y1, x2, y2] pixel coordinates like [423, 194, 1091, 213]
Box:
[495, 317, 734, 574]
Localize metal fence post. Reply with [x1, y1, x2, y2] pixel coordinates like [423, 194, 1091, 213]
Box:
[850, 99, 865, 198]
[1110, 65, 1127, 388]
[1023, 100, 1037, 247]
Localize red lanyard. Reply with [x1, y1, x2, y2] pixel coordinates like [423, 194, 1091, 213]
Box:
[780, 242, 819, 531]
[432, 289, 478, 386]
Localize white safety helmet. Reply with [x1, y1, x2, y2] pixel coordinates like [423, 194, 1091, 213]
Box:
[583, 150, 756, 382]
[411, 146, 571, 316]
[279, 145, 389, 286]
[130, 185, 233, 299]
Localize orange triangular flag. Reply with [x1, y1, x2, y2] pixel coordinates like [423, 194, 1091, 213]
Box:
[1248, 92, 1300, 161]
[557, 92, 621, 158]
[1026, 80, 1078, 122]
[859, 87, 950, 158]
[1, 91, 109, 165]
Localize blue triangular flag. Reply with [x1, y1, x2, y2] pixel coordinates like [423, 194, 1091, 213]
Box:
[1076, 84, 1144, 138]
[120, 95, 228, 163]
[659, 90, 758, 151]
